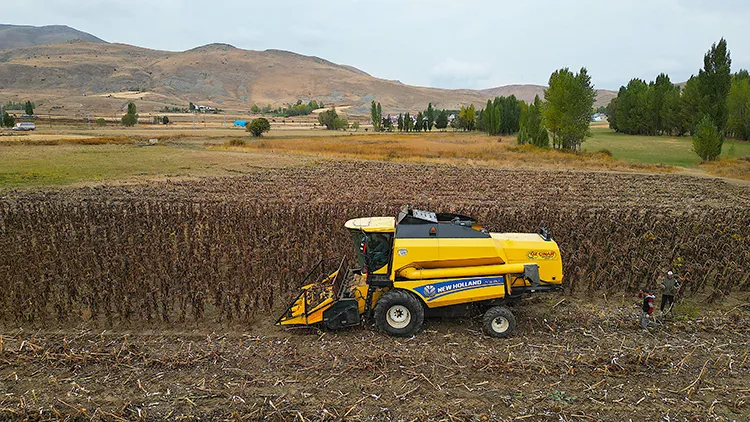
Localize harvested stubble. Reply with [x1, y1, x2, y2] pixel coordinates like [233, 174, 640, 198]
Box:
[0, 298, 747, 420]
[0, 161, 748, 325]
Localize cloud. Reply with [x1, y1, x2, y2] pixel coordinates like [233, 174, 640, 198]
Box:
[3, 0, 750, 89]
[430, 58, 492, 89]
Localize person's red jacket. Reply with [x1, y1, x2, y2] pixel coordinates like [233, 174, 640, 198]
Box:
[638, 292, 655, 314]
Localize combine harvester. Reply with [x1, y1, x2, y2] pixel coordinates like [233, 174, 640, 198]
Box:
[277, 207, 563, 337]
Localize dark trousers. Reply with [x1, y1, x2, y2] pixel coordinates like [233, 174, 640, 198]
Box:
[661, 295, 674, 312]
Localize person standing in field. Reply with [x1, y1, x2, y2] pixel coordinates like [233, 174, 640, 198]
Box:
[660, 271, 680, 314]
[638, 288, 655, 330]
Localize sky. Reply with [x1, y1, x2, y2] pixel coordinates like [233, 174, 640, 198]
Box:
[4, 0, 750, 91]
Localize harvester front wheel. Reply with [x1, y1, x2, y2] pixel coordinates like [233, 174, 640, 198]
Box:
[483, 306, 516, 338]
[374, 290, 424, 337]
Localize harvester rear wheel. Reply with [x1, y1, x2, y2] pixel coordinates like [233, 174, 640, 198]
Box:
[374, 290, 424, 337]
[483, 306, 516, 338]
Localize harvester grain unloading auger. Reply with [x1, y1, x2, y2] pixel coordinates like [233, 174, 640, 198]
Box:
[276, 207, 563, 337]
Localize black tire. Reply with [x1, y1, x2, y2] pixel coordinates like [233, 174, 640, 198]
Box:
[482, 306, 516, 338]
[374, 290, 425, 337]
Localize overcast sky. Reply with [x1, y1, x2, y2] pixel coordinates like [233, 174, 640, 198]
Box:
[4, 0, 750, 90]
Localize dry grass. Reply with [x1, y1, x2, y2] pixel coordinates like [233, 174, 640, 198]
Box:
[221, 132, 674, 172]
[701, 156, 750, 181]
[0, 135, 136, 146]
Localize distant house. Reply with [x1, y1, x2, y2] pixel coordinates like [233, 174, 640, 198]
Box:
[233, 120, 248, 127]
[195, 105, 215, 113]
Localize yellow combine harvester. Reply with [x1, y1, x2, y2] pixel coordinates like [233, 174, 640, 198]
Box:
[276, 207, 563, 337]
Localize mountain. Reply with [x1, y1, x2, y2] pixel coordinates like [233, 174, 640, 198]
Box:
[0, 24, 106, 50]
[0, 27, 616, 115]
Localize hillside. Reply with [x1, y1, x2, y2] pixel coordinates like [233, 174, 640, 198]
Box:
[0, 40, 616, 115]
[0, 24, 105, 50]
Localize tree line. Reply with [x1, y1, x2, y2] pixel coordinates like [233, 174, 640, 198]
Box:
[607, 39, 747, 161]
[251, 100, 325, 117]
[366, 67, 595, 152]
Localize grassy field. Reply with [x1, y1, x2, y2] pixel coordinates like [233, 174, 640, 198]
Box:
[0, 141, 311, 188]
[1, 124, 749, 189]
[585, 126, 750, 167]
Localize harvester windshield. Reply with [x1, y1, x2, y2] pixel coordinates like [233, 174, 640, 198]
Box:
[350, 230, 392, 272]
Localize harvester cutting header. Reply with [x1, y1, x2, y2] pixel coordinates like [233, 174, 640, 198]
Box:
[277, 207, 563, 337]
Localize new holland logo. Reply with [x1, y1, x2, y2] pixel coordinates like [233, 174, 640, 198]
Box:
[423, 285, 437, 298]
[526, 250, 557, 260]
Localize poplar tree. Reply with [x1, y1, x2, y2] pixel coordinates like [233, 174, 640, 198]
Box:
[426, 103, 435, 131]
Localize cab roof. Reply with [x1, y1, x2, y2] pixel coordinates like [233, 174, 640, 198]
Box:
[344, 217, 396, 233]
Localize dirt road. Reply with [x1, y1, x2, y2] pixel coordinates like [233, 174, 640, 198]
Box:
[1, 297, 747, 420]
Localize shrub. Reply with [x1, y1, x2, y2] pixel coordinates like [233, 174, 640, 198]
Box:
[597, 149, 613, 158]
[121, 113, 138, 127]
[95, 118, 107, 127]
[692, 115, 723, 162]
[3, 111, 17, 127]
[228, 139, 246, 147]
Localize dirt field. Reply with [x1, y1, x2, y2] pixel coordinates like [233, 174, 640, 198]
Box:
[1, 152, 748, 420]
[1, 297, 748, 420]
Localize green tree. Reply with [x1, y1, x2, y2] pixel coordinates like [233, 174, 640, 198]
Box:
[95, 118, 106, 127]
[189, 102, 196, 112]
[251, 104, 261, 113]
[370, 101, 382, 132]
[121, 114, 137, 126]
[494, 95, 523, 135]
[162, 116, 170, 125]
[334, 117, 348, 130]
[397, 113, 404, 131]
[519, 95, 549, 147]
[121, 102, 138, 126]
[350, 120, 360, 131]
[692, 115, 723, 161]
[697, 38, 732, 133]
[404, 112, 412, 132]
[414, 112, 424, 132]
[543, 67, 595, 151]
[435, 110, 448, 130]
[24, 101, 34, 116]
[426, 103, 435, 131]
[606, 97, 619, 131]
[651, 73, 674, 134]
[680, 76, 702, 135]
[246, 117, 271, 137]
[381, 116, 393, 132]
[517, 127, 529, 145]
[2, 111, 15, 127]
[483, 99, 501, 136]
[611, 78, 650, 135]
[727, 71, 750, 140]
[660, 82, 684, 135]
[318, 107, 347, 130]
[458, 105, 476, 131]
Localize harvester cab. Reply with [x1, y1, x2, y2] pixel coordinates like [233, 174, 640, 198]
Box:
[276, 207, 563, 337]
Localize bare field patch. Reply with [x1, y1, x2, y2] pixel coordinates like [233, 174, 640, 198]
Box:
[222, 132, 673, 173]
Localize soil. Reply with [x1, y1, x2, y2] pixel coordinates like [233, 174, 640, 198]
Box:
[1, 296, 747, 421]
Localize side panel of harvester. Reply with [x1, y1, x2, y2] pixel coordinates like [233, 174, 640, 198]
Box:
[395, 276, 508, 308]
